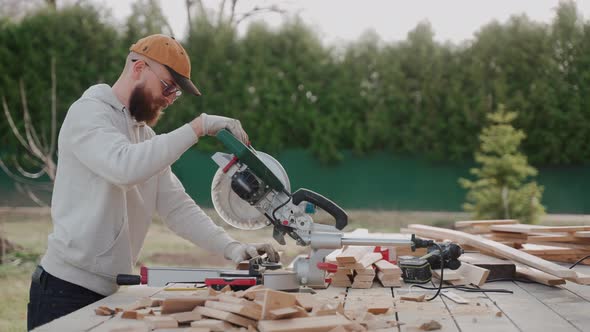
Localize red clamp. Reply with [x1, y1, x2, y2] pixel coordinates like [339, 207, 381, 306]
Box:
[317, 262, 338, 273]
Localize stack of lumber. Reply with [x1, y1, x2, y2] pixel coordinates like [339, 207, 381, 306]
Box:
[455, 220, 590, 266]
[96, 285, 368, 332]
[330, 246, 402, 288]
[404, 223, 590, 286]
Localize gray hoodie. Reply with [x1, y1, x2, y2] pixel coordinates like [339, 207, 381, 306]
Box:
[41, 84, 237, 296]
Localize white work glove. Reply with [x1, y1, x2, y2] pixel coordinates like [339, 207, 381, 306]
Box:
[224, 242, 280, 264]
[200, 113, 249, 144]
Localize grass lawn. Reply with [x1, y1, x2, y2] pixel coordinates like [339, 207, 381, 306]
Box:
[0, 208, 464, 331]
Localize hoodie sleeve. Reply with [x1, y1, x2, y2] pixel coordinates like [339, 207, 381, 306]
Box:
[64, 99, 198, 186]
[155, 166, 238, 256]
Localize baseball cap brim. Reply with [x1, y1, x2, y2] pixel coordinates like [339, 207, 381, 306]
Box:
[166, 65, 201, 96]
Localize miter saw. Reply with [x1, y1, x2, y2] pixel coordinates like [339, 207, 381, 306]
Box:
[210, 129, 439, 289]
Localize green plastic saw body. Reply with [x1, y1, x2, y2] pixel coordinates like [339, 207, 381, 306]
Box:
[216, 129, 286, 192]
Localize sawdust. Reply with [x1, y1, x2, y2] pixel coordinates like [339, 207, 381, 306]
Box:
[419, 320, 442, 331]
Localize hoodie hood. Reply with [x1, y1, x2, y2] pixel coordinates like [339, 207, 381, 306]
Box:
[81, 84, 125, 113]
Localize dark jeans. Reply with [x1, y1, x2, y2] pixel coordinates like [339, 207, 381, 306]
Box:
[27, 266, 105, 331]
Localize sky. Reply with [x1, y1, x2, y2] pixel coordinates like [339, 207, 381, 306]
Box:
[95, 0, 590, 45]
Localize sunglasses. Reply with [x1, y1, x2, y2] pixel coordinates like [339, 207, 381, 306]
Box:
[132, 59, 182, 99]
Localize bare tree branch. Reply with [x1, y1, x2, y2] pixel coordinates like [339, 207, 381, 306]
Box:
[217, 0, 227, 26]
[229, 0, 238, 24]
[2, 96, 33, 155]
[12, 156, 46, 179]
[234, 5, 286, 27]
[50, 57, 57, 155]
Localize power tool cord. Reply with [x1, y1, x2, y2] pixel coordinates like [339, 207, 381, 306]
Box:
[426, 243, 444, 301]
[569, 255, 590, 269]
[412, 284, 514, 294]
[272, 191, 292, 222]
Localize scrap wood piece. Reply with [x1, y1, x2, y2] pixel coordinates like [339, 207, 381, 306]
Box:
[161, 296, 212, 314]
[459, 253, 516, 281]
[170, 311, 203, 323]
[190, 318, 235, 331]
[406, 224, 577, 279]
[441, 291, 469, 304]
[260, 289, 298, 320]
[123, 297, 153, 311]
[351, 280, 373, 289]
[268, 306, 309, 319]
[336, 246, 375, 264]
[374, 259, 401, 273]
[312, 302, 344, 316]
[258, 314, 352, 332]
[431, 269, 462, 281]
[94, 306, 117, 316]
[400, 293, 426, 302]
[456, 262, 490, 286]
[419, 319, 443, 331]
[514, 265, 565, 286]
[197, 306, 257, 328]
[143, 315, 178, 329]
[295, 293, 318, 312]
[358, 252, 384, 268]
[204, 299, 262, 320]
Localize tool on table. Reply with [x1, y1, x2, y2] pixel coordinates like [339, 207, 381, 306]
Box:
[209, 129, 447, 289]
[399, 242, 464, 284]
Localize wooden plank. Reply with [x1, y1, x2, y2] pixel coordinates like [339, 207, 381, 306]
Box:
[197, 306, 257, 328]
[406, 224, 578, 279]
[455, 219, 518, 228]
[515, 265, 566, 286]
[459, 252, 516, 280]
[483, 281, 579, 332]
[336, 246, 375, 264]
[491, 224, 590, 234]
[204, 299, 262, 320]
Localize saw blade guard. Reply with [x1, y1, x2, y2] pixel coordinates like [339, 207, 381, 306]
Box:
[211, 152, 291, 230]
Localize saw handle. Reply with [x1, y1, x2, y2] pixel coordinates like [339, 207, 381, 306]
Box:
[291, 188, 348, 230]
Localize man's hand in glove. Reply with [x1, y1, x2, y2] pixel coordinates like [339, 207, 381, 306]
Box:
[224, 242, 280, 264]
[190, 113, 249, 144]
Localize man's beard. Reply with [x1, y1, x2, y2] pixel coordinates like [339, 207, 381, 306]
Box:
[128, 84, 165, 126]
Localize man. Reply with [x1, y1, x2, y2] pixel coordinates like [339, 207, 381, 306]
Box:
[27, 34, 279, 330]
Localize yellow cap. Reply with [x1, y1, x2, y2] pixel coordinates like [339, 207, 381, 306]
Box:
[130, 34, 201, 96]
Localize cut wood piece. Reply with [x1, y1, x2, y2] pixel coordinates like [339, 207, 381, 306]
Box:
[197, 306, 257, 328]
[336, 246, 375, 264]
[456, 262, 490, 286]
[351, 280, 373, 289]
[204, 299, 262, 320]
[268, 306, 308, 319]
[455, 219, 518, 228]
[353, 268, 375, 276]
[312, 302, 344, 316]
[259, 289, 298, 320]
[400, 293, 425, 302]
[124, 297, 153, 311]
[406, 224, 578, 279]
[515, 265, 565, 286]
[258, 314, 352, 332]
[294, 293, 317, 312]
[431, 269, 462, 281]
[459, 252, 516, 281]
[352, 273, 376, 282]
[161, 296, 211, 314]
[143, 315, 178, 329]
[374, 259, 401, 273]
[190, 319, 234, 331]
[170, 311, 203, 323]
[357, 252, 384, 268]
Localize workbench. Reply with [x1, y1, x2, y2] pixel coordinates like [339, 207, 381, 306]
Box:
[33, 263, 590, 332]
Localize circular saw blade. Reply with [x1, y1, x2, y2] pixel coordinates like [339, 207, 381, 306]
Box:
[211, 152, 290, 230]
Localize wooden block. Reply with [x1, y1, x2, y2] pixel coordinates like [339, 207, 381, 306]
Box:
[336, 246, 375, 264]
[459, 253, 516, 280]
[311, 302, 344, 316]
[191, 319, 234, 331]
[161, 296, 211, 314]
[94, 306, 115, 316]
[268, 306, 309, 319]
[431, 269, 462, 281]
[295, 293, 317, 312]
[258, 314, 352, 332]
[515, 265, 566, 286]
[374, 259, 400, 273]
[400, 293, 425, 302]
[260, 290, 298, 319]
[351, 280, 373, 289]
[170, 311, 203, 323]
[354, 268, 376, 276]
[352, 273, 375, 282]
[456, 262, 490, 286]
[205, 300, 262, 320]
[358, 252, 384, 268]
[143, 315, 178, 329]
[217, 293, 250, 305]
[198, 306, 257, 328]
